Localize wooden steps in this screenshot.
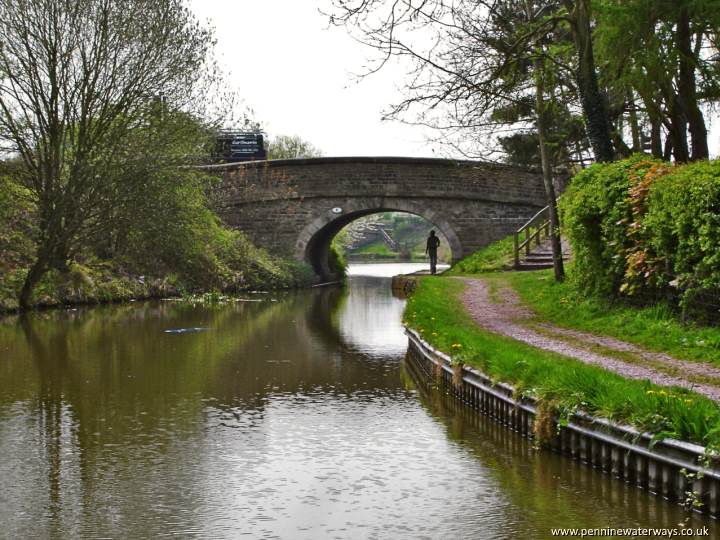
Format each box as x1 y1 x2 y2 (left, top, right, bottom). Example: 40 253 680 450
515 238 570 271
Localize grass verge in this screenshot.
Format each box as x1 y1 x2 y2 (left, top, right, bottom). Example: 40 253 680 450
404 277 720 449
504 269 720 367
446 235 515 274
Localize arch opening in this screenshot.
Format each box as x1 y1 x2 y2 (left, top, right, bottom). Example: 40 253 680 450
299 206 463 280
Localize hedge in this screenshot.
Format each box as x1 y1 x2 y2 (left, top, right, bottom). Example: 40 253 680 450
561 155 720 321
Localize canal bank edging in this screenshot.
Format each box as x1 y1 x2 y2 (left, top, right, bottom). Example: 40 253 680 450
404 327 720 518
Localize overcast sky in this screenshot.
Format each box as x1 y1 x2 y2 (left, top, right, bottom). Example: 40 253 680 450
189 0 718 159
189 0 441 157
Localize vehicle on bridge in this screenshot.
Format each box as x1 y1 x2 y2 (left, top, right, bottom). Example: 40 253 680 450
214 131 267 162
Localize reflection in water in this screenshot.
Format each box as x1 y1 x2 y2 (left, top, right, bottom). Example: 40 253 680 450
0 264 715 538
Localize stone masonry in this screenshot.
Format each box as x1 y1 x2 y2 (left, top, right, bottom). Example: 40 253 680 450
205 157 547 279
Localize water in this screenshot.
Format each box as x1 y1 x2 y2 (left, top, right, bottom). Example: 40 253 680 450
0 263 715 539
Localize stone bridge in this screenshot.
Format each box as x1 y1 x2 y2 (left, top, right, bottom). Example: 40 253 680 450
207 157 547 280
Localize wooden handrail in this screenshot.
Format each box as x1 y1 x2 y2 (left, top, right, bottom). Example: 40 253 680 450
517 205 551 234
513 196 561 268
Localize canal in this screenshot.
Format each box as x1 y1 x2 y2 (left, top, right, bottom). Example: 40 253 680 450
0 263 715 538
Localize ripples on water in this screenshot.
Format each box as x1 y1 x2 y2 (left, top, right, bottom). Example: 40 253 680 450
0 263 715 538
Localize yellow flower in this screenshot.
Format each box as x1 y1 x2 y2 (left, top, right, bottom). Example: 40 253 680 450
451 343 463 349
432 332 438 336
646 390 655 395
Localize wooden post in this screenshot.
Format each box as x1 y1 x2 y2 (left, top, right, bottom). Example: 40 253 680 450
525 227 531 256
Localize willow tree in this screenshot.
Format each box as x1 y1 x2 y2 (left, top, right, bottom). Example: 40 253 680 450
0 0 226 308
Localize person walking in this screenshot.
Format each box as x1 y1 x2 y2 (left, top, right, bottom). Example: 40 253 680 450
425 230 441 274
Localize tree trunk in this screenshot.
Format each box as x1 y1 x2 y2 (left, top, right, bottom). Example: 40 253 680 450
667 96 690 162
19 256 48 310
524 0 564 281
650 117 663 158
563 0 615 163
628 91 641 152
524 15 564 280
663 133 675 161
676 7 709 160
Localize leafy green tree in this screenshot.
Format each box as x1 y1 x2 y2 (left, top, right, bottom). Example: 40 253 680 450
560 0 615 162
595 0 720 162
267 135 323 159
0 0 227 308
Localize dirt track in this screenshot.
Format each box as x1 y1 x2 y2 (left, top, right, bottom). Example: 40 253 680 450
459 277 720 402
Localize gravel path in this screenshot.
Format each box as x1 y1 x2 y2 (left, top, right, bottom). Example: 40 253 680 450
459 277 720 402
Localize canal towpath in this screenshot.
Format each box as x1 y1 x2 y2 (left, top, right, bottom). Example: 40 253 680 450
458 276 720 402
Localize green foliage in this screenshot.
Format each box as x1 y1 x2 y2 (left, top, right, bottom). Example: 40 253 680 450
644 160 720 316
328 242 348 277
405 277 720 447
561 154 663 297
506 269 720 366
351 242 395 258
267 134 323 159
562 155 720 320
447 235 515 274
0 167 313 311
0 168 35 271
499 132 541 168
561 155 720 320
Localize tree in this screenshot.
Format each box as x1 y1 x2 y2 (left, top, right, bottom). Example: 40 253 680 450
0 0 226 308
328 0 569 279
594 0 720 162
267 134 323 159
560 0 615 162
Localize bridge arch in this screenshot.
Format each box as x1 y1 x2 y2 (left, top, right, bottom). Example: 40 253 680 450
296 200 463 279
207 157 548 282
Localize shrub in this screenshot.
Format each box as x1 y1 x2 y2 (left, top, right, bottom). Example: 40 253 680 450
562 155 720 321
645 160 720 317
561 154 663 297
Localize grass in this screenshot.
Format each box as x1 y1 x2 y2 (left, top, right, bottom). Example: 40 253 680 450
446 231 720 367
352 242 396 257
505 269 720 367
404 277 720 448
446 234 515 274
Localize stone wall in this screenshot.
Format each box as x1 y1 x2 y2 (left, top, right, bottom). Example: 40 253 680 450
206 157 547 278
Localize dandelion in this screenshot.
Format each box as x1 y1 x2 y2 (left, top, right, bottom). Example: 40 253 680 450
451 343 463 349
431 332 438 336
646 390 655 395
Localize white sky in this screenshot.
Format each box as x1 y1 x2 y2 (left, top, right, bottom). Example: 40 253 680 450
189 0 719 159
189 0 441 157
